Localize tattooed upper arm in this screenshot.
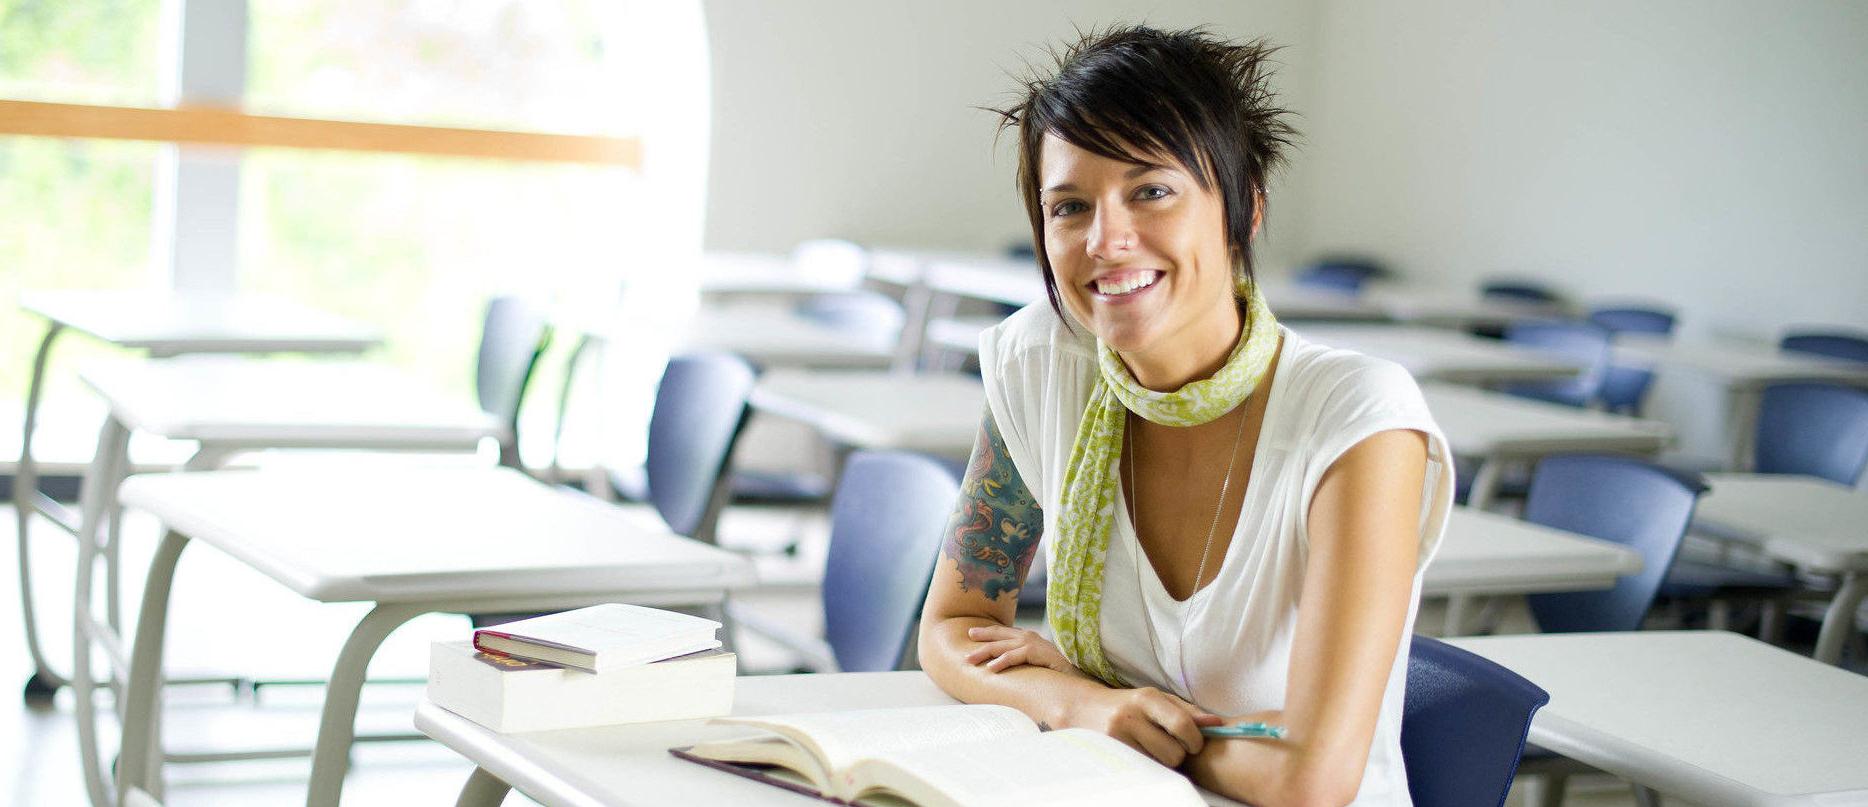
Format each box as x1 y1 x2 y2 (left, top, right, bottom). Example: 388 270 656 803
940 407 1044 601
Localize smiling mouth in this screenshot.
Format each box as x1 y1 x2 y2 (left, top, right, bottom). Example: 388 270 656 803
1090 270 1163 297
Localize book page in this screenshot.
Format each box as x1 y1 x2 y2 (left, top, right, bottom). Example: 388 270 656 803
715 705 1037 777
851 728 1205 807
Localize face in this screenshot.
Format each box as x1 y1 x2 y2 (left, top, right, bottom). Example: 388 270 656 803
1037 133 1241 362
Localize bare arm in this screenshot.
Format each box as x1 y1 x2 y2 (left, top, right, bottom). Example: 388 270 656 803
917 408 1098 725
918 409 1220 766
1182 429 1428 807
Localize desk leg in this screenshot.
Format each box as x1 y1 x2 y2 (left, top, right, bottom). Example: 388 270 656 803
112 529 190 807
1726 386 1758 472
306 603 427 807
1813 571 1865 666
15 321 68 697
1467 458 1503 511
455 767 512 807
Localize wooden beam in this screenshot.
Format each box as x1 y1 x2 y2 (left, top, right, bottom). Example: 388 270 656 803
0 99 640 167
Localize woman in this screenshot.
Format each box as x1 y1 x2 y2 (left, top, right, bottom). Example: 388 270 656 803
917 26 1453 806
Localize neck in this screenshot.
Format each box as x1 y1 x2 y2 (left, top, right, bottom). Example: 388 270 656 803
1120 298 1247 391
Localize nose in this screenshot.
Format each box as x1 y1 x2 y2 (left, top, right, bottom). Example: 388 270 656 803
1086 203 1136 261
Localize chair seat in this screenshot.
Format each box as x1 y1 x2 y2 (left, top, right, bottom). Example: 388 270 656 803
1660 559 1798 598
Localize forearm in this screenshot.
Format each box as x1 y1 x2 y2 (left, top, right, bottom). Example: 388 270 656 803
918 614 1106 728
1183 718 1359 807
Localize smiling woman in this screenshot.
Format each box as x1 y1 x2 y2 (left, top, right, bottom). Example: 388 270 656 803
917 26 1457 807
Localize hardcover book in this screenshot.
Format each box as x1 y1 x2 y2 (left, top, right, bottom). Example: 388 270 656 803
470 603 722 673
674 704 1204 806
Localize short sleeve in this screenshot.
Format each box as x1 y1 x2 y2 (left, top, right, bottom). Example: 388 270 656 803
1296 358 1455 573
977 306 1053 500
975 304 1099 512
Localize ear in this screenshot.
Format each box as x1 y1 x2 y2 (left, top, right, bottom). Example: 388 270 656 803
1250 188 1266 237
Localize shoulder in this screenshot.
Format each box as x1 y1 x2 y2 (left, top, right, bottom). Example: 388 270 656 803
1275 328 1433 438
980 302 1094 365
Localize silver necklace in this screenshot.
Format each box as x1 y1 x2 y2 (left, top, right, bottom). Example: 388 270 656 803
1125 401 1251 601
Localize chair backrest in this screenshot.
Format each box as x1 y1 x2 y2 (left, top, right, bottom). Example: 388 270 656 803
1596 364 1656 415
1587 306 1676 336
645 352 757 544
1402 636 1549 807
1296 257 1386 294
1780 331 1868 364
1501 320 1611 408
476 297 553 468
1481 280 1560 306
1523 455 1708 633
795 291 906 348
822 451 960 672
1755 382 1868 485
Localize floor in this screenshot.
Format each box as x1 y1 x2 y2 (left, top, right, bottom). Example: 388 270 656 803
0 497 1672 806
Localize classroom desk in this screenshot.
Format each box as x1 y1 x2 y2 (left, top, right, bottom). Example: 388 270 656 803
1358 286 1567 331
697 252 858 300
749 370 984 459
1615 336 1868 469
416 671 1244 807
14 291 381 696
1421 383 1673 507
1692 473 1868 665
1449 631 1868 807
1297 324 1583 386
1429 506 1643 635
101 467 755 807
683 302 898 370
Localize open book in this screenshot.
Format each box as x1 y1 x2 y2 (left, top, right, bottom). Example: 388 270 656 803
675 704 1205 807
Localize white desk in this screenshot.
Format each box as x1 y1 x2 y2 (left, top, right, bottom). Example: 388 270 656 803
1692 473 1868 665
101 468 755 807
417 671 1244 807
1422 383 1673 507
1359 286 1567 331
1450 631 1868 807
922 256 1044 308
1617 336 1868 469
14 291 382 696
1298 325 1583 386
1427 507 1642 598
684 302 898 370
698 252 859 300
749 370 985 458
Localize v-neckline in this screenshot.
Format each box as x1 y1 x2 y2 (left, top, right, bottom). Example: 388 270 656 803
1118 327 1290 606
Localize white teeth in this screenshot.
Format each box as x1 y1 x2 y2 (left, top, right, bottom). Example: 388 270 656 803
1095 272 1159 296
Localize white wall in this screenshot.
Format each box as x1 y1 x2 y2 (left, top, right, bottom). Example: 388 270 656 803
700 0 1319 269
1299 0 1868 338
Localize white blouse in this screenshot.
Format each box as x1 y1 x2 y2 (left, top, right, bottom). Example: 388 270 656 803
978 303 1453 806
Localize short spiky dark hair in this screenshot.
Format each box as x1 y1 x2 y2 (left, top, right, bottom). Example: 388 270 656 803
993 25 1298 322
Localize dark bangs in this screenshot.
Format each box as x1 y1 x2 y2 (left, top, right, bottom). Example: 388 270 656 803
993 26 1297 323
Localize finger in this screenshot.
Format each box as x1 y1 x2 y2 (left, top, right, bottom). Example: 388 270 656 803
1164 692 1224 724
1143 695 1206 755
963 640 1020 664
966 625 1020 642
984 646 1029 672
1130 723 1187 768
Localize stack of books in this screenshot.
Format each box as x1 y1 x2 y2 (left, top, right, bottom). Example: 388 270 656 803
427 603 735 733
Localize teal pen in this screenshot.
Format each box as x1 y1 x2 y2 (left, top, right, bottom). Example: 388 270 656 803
1200 721 1288 740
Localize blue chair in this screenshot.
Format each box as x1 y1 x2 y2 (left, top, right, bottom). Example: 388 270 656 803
1754 382 1868 486
1523 455 1708 634
1296 257 1386 294
1781 330 1868 364
1502 321 1611 409
1585 307 1674 415
1481 281 1561 306
795 290 906 343
823 451 960 672
643 352 758 544
477 297 554 469
1402 636 1549 807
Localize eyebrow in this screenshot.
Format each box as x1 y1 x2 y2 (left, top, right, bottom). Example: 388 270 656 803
1042 162 1170 196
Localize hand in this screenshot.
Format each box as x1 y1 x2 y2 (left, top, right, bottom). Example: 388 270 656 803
1061 686 1226 768
964 625 1081 676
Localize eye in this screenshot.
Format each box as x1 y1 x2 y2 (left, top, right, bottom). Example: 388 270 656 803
1050 199 1087 218
1135 185 1173 201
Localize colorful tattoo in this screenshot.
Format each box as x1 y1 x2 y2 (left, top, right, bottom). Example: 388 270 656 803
942 409 1043 600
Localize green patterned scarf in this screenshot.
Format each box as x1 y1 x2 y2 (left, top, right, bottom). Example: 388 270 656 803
1047 277 1280 686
